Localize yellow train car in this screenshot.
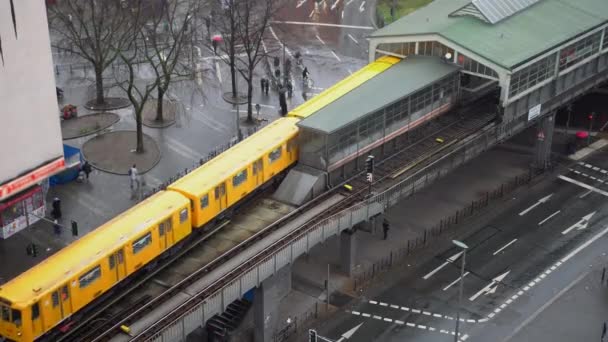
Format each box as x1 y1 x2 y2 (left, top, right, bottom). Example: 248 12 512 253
169 117 300 228
0 191 190 342
288 55 400 119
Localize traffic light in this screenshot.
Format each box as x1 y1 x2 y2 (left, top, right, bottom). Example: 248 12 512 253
365 155 374 174
71 220 79 236
309 329 317 342
32 244 39 257
588 113 595 121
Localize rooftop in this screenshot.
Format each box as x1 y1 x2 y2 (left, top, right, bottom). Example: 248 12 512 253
297 56 458 134
370 0 608 69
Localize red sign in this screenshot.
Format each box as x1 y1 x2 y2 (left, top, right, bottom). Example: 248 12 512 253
0 158 65 201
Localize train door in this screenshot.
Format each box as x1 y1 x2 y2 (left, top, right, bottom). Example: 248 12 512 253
158 218 173 250
215 183 227 212
253 159 264 186
110 250 127 282
59 285 72 318
48 291 62 325
287 139 297 161
30 302 43 337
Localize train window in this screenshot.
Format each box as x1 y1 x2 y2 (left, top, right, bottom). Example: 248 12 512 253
52 292 59 307
109 254 116 269
79 265 102 288
1 305 9 321
61 286 69 300
160 218 172 233
12 309 21 326
232 170 248 187
200 195 209 209
31 303 39 320
268 147 282 164
132 232 152 255
179 209 188 223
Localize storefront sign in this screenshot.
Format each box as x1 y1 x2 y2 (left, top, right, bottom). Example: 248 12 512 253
528 104 542 121
0 157 65 201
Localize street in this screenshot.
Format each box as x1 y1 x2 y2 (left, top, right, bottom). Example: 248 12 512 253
317 148 608 342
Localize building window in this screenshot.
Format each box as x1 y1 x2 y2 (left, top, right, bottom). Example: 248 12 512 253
200 195 209 209
132 232 152 255
79 265 101 288
233 169 248 187
510 54 557 98
559 32 601 71
268 147 282 163
179 209 188 223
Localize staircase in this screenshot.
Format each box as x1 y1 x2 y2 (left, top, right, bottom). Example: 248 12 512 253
206 298 252 341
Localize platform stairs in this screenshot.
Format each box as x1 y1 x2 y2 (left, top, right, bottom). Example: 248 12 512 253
205 298 252 341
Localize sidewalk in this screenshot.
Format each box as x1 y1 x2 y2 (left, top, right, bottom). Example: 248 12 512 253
263 142 536 341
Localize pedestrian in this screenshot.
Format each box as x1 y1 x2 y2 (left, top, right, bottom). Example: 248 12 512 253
53 220 61 236
212 39 218 54
204 16 211 36
279 92 288 116
275 68 281 78
260 78 265 93
82 160 92 181
286 82 293 98
302 91 308 101
255 103 261 118
302 67 309 80
51 197 62 220
129 164 139 190
265 79 270 94
382 218 390 240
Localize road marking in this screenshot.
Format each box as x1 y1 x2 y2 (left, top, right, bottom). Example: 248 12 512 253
518 193 553 216
443 272 470 291
346 0 354 5
331 0 341 10
341 10 344 19
562 226 608 262
347 33 359 44
423 251 463 279
538 210 561 226
309 9 315 18
269 20 374 30
215 61 222 83
492 239 517 255
330 51 341 61
258 104 276 109
347 69 353 75
166 137 203 160
261 40 268 54
315 34 326 45
559 175 608 197
561 212 596 235
469 270 510 301
359 1 365 12
296 0 307 8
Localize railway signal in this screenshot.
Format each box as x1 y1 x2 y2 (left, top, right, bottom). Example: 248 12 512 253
365 155 374 195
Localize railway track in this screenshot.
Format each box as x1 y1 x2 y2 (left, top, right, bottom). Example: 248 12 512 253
81 100 496 342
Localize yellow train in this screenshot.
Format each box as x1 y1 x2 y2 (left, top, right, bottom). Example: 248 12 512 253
0 56 400 342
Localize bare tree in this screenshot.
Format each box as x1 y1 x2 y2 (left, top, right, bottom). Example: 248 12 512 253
208 0 240 98
144 0 200 123
48 0 133 106
233 0 277 122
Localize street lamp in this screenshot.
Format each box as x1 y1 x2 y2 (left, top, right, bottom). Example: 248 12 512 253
452 239 468 342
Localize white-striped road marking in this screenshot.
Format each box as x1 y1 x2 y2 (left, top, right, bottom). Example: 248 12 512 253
492 239 517 255
559 175 608 197
269 20 374 30
316 34 326 45
346 0 354 5
469 270 510 301
348 33 359 44
348 311 469 339
561 212 596 235
359 1 365 12
519 193 553 216
347 69 353 75
331 51 342 61
538 210 561 226
331 0 341 10
562 226 608 262
443 272 470 291
422 251 463 280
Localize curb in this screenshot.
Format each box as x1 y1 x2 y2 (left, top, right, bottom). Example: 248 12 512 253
61 113 120 140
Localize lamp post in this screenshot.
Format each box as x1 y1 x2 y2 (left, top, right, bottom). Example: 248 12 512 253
452 239 468 342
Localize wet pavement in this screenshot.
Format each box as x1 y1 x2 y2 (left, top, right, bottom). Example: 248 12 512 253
0 1 371 283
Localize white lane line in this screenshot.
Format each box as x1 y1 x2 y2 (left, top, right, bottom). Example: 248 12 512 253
443 272 470 291
580 189 593 199
423 251 463 280
347 68 353 75
492 239 518 255
269 20 374 30
383 317 393 322
346 0 354 5
538 210 561 226
269 26 280 41
359 1 365 12
330 50 342 61
309 9 315 18
296 0 307 8
519 194 553 216
316 34 326 45
331 0 341 10
341 10 344 18
561 226 608 262
258 104 276 108
362 313 371 317
559 175 608 197
215 61 222 83
261 40 268 54
347 33 359 44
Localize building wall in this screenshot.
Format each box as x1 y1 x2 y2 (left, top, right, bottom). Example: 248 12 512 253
0 1 63 188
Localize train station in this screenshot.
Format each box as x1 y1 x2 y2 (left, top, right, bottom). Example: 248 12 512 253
1 0 608 342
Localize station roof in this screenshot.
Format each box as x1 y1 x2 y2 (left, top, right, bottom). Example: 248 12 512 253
297 56 458 135
370 0 608 69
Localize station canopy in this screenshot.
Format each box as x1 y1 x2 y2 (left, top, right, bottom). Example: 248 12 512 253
370 0 608 69
297 56 458 135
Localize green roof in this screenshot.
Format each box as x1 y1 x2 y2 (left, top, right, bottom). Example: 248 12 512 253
370 0 608 69
297 56 458 134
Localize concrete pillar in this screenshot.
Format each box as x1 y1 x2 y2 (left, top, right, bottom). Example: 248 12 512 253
340 230 357 276
253 265 292 342
534 111 556 170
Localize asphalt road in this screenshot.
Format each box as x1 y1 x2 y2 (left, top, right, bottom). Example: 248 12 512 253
317 148 608 342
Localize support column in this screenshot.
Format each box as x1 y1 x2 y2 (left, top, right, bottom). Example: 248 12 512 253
534 111 556 170
340 230 357 276
253 265 292 342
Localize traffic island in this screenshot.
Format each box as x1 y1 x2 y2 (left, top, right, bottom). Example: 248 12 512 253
82 130 161 175
60 112 120 140
84 97 131 111
142 99 177 128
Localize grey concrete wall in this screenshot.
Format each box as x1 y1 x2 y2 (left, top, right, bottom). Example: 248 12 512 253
253 265 292 342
